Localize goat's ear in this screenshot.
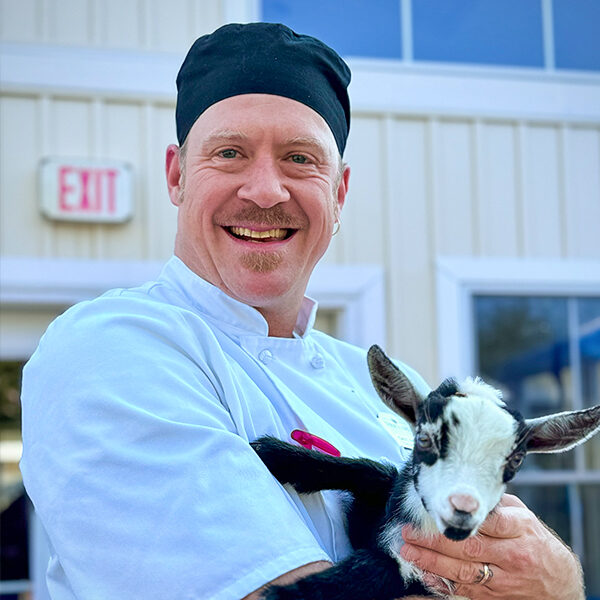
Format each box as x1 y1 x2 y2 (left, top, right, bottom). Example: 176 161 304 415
525 405 600 454
367 345 423 425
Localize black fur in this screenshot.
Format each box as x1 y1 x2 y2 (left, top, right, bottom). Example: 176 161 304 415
417 391 447 423
502 418 529 483
439 421 450 460
412 437 438 466
434 378 460 399
251 437 430 600
251 436 397 501
261 548 427 600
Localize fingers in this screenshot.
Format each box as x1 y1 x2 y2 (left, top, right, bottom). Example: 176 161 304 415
478 505 526 539
498 493 526 508
403 525 488 560
399 543 503 590
401 498 532 565
399 493 583 600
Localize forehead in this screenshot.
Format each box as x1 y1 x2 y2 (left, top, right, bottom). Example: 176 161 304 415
187 94 338 155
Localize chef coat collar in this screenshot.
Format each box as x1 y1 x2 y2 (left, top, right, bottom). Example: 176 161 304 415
159 256 318 339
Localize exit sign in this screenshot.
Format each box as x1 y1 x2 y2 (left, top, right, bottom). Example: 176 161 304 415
39 158 133 223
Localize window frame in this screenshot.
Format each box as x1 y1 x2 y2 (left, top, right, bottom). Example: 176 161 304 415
436 257 600 480
436 256 600 576
436 256 600 380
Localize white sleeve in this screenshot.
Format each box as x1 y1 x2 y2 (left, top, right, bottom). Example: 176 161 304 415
20 299 328 600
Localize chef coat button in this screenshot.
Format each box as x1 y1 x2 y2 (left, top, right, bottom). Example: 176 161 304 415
311 354 325 369
258 349 273 364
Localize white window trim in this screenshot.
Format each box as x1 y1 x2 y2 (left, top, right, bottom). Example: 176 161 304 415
0 256 386 355
437 256 600 568
308 262 386 349
436 256 600 381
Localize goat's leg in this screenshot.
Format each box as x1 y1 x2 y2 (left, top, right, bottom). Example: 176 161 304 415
251 436 397 499
261 547 430 600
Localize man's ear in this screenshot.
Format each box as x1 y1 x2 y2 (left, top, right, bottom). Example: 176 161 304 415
166 144 183 207
336 164 350 214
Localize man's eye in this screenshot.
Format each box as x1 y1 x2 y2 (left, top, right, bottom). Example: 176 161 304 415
290 154 308 164
219 149 238 159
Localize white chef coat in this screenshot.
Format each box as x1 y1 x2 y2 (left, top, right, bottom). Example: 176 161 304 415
20 255 428 600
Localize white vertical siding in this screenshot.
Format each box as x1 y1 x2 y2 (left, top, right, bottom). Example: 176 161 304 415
0 0 224 50
0 0 37 42
49 0 93 45
384 117 436 380
433 120 477 256
478 122 520 257
0 95 43 256
102 0 145 49
331 116 387 265
0 93 179 260
521 124 563 257
563 127 600 259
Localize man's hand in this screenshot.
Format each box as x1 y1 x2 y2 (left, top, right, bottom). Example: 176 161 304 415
399 494 585 600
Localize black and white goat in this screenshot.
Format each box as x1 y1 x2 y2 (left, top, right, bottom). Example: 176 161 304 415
252 345 600 600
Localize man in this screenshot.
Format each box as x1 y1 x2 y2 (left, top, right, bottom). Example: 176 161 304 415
21 23 584 600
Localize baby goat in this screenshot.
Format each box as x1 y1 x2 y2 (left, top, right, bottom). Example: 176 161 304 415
252 344 600 600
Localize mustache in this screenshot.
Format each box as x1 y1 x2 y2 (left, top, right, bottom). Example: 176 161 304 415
218 205 308 229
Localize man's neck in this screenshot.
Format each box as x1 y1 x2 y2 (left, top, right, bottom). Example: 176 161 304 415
255 300 303 338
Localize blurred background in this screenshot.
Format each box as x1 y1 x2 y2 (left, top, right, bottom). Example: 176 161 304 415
1 0 599 597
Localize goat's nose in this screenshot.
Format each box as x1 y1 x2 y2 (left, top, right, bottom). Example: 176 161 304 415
449 493 480 514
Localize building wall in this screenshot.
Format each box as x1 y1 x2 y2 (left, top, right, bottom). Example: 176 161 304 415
337 114 600 380
2 1 600 384
2 3 600 597
0 0 225 50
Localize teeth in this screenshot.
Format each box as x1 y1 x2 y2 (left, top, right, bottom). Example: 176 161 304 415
229 227 288 240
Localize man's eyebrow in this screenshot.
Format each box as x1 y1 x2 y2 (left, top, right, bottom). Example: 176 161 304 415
285 136 328 149
284 136 333 158
200 130 333 158
201 129 249 149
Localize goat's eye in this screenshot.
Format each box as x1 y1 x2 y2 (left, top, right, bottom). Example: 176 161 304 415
508 452 525 471
416 432 433 450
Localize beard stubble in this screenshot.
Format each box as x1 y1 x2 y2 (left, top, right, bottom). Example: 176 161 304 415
239 249 284 273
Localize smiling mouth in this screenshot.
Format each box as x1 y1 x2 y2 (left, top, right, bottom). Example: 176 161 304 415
226 226 295 243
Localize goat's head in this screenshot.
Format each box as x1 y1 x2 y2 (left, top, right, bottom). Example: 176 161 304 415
368 345 600 541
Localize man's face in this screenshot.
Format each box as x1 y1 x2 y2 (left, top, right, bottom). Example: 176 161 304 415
166 94 349 325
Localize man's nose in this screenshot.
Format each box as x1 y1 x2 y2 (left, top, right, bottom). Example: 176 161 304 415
237 156 290 207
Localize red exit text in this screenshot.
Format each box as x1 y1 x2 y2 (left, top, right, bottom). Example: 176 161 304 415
58 166 119 214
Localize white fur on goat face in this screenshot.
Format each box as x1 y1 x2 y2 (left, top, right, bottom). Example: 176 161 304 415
414 380 518 540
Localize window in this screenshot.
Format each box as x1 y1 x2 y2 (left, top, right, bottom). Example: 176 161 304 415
261 0 403 59
553 0 600 71
260 0 600 72
0 360 30 598
437 257 600 599
473 295 600 596
412 0 544 68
